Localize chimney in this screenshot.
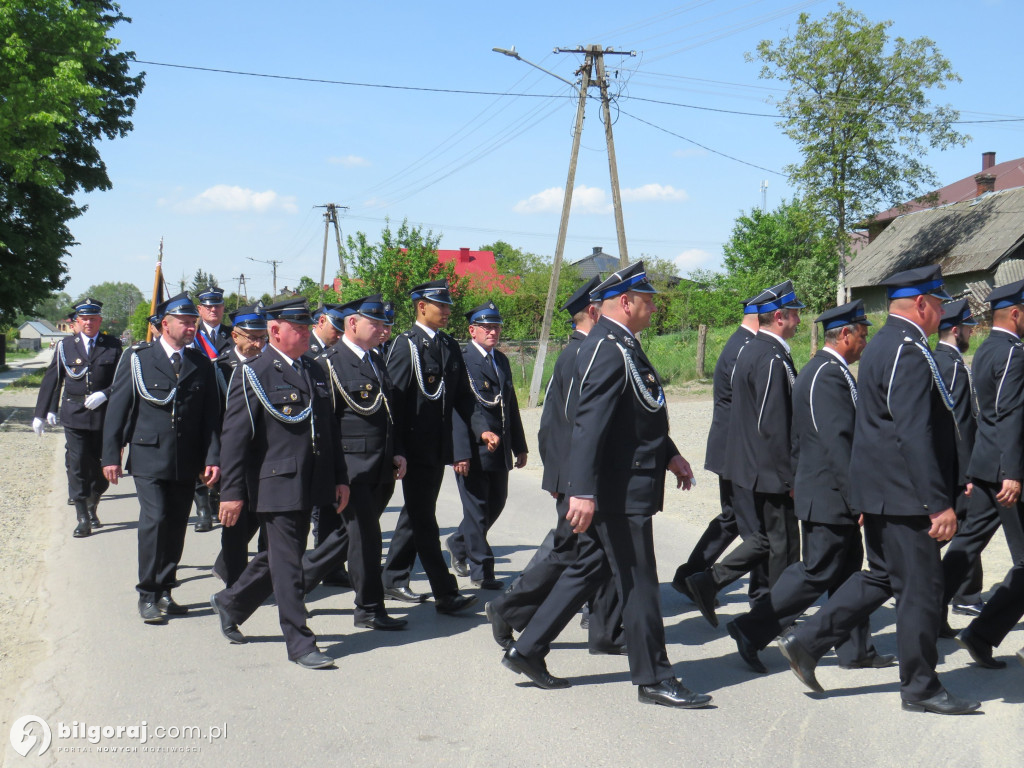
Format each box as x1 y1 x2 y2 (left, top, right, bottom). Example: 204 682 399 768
975 173 996 196
592 246 602 255
982 151 996 171
459 247 471 263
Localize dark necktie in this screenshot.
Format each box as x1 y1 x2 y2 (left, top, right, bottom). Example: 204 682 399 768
292 360 302 374
170 352 181 377
86 338 94 359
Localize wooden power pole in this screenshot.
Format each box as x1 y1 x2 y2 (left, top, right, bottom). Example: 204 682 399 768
523 44 636 408
316 203 349 289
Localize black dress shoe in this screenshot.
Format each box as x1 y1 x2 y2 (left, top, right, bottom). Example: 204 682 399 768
579 612 590 630
472 577 504 590
138 600 167 625
671 573 694 601
956 627 1006 669
901 689 981 715
638 678 712 709
838 652 897 669
445 535 470 577
354 614 408 630
194 512 214 533
435 593 478 615
502 648 570 689
951 601 984 617
777 632 823 693
589 643 628 656
157 595 188 616
727 620 766 674
485 602 514 650
685 571 719 628
293 650 336 669
939 621 959 639
322 568 352 588
384 586 430 603
88 513 102 529
210 594 247 644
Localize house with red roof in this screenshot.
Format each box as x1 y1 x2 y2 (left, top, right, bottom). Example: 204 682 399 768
436 247 516 294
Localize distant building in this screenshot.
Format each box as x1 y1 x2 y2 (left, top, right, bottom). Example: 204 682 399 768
436 248 516 294
18 319 70 351
571 246 620 279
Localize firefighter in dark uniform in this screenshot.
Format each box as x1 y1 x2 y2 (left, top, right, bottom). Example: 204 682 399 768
34 298 122 537
484 277 624 655
303 294 408 630
101 293 221 623
210 298 349 669
726 300 894 673
501 262 711 708
308 303 351 587
446 302 528 589
210 303 269 586
687 280 804 628
380 279 478 614
778 266 981 715
191 287 233 533
933 299 986 629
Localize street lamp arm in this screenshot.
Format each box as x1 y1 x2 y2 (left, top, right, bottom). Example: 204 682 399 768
492 46 580 94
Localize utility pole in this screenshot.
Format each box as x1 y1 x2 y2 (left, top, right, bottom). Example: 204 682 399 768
315 203 349 289
247 257 282 299
496 44 635 407
234 274 249 307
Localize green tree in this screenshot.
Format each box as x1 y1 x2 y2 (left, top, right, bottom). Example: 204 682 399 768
79 281 143 335
189 269 220 296
340 218 455 332
127 300 152 342
481 240 547 277
0 1 144 325
751 3 967 301
722 197 837 313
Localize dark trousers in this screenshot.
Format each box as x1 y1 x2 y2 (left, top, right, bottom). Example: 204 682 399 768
733 520 872 664
673 476 739 582
450 469 509 580
943 481 1020 610
134 477 194 602
941 488 984 605
382 461 458 598
492 495 623 651
304 482 393 622
970 504 1024 647
792 514 944 702
516 511 672 686
712 486 799 603
216 510 316 660
312 502 346 553
213 499 263 587
64 426 108 502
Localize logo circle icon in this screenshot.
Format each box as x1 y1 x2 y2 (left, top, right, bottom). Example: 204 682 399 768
10 716 51 757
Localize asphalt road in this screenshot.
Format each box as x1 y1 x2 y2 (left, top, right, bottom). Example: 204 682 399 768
4 409 1023 767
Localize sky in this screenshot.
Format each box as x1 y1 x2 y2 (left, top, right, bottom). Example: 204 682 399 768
62 0 1023 301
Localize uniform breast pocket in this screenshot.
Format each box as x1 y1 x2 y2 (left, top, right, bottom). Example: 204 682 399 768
269 388 301 406
630 450 658 470
260 457 297 479
132 433 159 447
342 437 367 454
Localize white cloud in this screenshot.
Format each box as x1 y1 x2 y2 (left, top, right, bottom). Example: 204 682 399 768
673 248 715 272
329 155 370 167
176 185 298 214
514 185 611 215
621 183 688 202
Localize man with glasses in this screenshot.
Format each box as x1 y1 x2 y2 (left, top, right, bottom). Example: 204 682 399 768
447 302 528 590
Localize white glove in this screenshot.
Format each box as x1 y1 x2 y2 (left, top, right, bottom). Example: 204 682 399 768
84 392 108 410
32 418 45 436
46 412 58 426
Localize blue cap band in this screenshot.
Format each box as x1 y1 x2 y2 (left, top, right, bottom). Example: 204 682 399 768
886 279 943 300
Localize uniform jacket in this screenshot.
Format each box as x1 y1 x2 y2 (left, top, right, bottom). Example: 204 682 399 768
101 342 221 481
564 316 678 516
219 347 347 513
384 324 476 466
453 343 528 472
933 341 978 487
966 328 1024 484
790 350 858 525
35 333 122 431
214 348 249 410
538 330 586 495
308 331 332 357
722 331 797 494
317 342 403 486
704 325 756 476
849 315 958 517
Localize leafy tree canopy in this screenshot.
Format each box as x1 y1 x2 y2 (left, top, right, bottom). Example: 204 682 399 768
78 280 143 335
0 1 144 324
